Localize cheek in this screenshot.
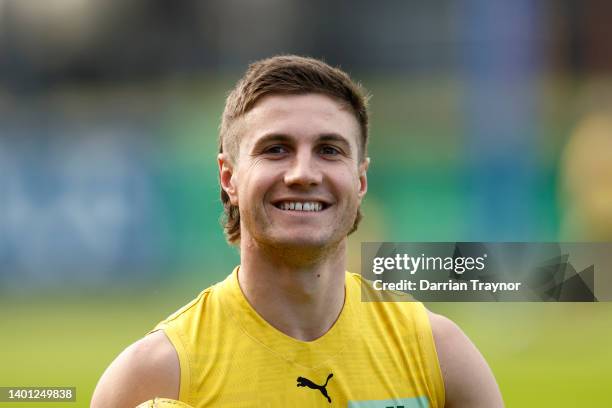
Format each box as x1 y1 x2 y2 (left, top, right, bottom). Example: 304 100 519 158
238 166 278 202
329 167 362 197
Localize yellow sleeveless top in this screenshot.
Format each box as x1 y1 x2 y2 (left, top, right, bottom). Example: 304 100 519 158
151 268 445 407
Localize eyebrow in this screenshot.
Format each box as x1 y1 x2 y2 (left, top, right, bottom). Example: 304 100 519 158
251 132 352 152
318 133 351 149
251 133 291 150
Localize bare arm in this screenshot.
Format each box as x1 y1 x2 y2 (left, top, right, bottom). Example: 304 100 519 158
428 311 504 408
91 330 180 408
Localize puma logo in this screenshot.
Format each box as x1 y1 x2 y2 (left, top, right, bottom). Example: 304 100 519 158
296 373 333 403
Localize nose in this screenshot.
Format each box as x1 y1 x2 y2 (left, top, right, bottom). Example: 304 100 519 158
284 150 322 187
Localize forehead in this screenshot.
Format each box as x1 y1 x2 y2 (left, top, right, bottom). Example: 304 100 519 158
241 93 360 148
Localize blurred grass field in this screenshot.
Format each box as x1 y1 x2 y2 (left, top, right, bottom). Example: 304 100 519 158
1 285 611 407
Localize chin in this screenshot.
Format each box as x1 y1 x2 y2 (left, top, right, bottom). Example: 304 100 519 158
272 235 329 249
261 230 339 250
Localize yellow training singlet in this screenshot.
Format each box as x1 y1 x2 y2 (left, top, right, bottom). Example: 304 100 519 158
151 268 445 407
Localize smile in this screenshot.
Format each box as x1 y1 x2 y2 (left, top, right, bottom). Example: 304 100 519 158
274 201 328 212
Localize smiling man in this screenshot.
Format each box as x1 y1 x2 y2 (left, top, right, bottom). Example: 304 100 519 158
92 56 503 408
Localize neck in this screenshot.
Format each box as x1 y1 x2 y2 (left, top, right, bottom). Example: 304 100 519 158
238 236 347 341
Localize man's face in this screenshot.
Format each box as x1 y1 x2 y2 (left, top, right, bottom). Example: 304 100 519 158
219 93 368 250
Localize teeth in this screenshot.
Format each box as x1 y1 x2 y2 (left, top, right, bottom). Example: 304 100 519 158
278 201 324 212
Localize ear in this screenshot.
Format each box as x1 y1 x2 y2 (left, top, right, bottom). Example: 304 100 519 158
218 153 239 206
357 157 370 200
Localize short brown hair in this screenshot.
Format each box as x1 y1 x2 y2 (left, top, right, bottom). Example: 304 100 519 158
219 55 370 244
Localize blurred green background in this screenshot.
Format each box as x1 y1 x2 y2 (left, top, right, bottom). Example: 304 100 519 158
1 1 612 406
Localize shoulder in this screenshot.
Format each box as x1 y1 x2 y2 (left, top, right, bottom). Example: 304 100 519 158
426 310 504 408
91 330 180 408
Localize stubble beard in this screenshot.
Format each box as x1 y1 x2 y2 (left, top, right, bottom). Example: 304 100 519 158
241 203 359 268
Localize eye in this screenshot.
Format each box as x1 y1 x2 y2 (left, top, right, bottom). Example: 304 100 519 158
320 145 341 156
264 145 288 155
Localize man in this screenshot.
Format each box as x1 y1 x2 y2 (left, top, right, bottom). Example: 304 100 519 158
92 55 503 407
